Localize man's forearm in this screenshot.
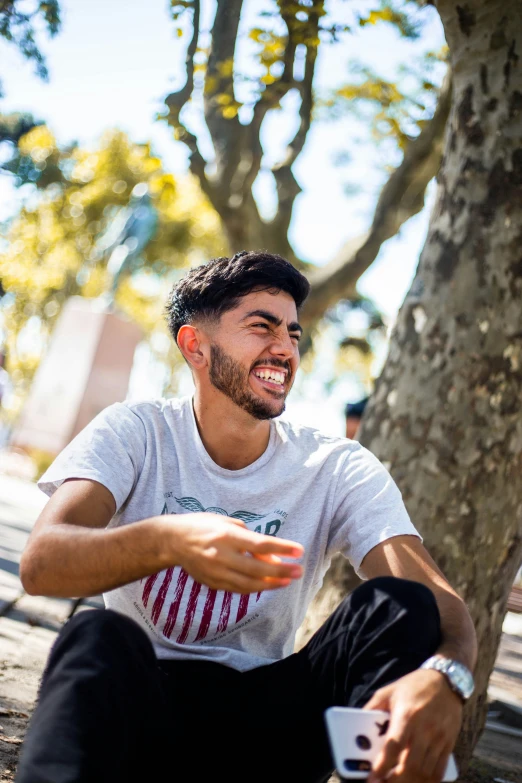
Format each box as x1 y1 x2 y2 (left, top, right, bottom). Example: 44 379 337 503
433 588 477 671
20 516 172 598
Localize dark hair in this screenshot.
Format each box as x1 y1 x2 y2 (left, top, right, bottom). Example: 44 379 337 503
165 250 310 343
344 397 369 419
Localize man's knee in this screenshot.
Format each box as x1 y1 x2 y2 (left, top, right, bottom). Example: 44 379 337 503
350 576 441 646
354 575 438 610
64 607 142 635
52 609 155 665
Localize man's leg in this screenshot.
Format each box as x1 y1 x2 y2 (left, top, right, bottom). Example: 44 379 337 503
241 576 442 783
15 609 172 783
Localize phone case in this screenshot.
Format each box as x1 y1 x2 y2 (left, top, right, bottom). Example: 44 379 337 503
324 707 459 781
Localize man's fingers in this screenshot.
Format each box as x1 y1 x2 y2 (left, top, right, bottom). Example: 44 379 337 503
363 686 390 711
372 742 453 783
228 550 302 581
227 517 247 527
423 743 453 781
243 531 303 557
372 716 410 781
217 568 291 594
211 515 303 558
404 732 438 780
380 748 408 783
254 553 282 564
372 737 402 781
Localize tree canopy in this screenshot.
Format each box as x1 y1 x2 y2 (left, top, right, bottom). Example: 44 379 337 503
161 0 449 337
0 0 61 93
1 0 448 415
0 127 224 417
0 1 61 180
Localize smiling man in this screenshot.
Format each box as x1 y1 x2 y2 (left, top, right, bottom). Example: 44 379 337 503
17 251 476 783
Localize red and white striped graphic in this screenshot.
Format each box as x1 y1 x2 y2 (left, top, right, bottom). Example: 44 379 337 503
139 496 277 643
141 566 262 644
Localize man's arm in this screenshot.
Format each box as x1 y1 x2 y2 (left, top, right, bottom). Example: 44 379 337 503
358 535 477 783
360 534 477 670
20 478 304 598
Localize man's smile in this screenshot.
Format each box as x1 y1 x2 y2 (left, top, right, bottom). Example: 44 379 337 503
250 366 288 394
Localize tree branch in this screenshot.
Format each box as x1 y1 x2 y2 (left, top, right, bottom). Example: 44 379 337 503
238 0 300 198
203 0 244 201
270 2 322 245
300 69 452 330
167 0 200 108
164 1 213 200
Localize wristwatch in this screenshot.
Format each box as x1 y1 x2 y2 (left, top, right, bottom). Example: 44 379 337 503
420 655 475 702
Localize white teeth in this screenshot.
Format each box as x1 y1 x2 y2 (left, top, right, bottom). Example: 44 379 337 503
254 369 285 385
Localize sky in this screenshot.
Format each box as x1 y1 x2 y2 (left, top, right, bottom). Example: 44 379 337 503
0 0 445 435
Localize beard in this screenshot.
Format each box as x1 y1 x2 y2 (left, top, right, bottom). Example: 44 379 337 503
209 343 288 420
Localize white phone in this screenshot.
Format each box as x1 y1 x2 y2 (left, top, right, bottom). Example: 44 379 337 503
324 707 459 781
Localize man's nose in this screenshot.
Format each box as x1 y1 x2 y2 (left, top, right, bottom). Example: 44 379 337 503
268 331 296 359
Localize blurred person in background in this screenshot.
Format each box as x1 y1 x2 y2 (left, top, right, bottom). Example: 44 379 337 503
344 396 369 440
18 252 476 783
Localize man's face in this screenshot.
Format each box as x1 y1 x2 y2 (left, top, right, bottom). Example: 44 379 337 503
205 289 302 420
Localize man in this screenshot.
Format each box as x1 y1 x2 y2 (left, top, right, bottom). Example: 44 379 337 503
345 397 369 440
18 251 476 783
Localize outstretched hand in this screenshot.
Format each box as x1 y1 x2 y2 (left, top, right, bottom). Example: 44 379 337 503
166 512 304 594
364 668 463 783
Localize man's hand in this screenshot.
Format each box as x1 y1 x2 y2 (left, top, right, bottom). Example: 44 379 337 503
166 512 304 594
364 669 463 783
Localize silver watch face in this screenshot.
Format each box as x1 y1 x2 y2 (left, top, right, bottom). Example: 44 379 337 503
446 661 474 700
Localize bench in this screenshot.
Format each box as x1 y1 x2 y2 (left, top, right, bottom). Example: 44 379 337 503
507 585 522 614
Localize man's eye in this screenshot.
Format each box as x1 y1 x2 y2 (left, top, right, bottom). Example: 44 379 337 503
291 334 301 342
252 323 270 329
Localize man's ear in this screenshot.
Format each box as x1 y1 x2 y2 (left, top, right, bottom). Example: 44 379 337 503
177 324 208 370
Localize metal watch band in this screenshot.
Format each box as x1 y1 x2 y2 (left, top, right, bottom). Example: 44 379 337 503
420 655 474 702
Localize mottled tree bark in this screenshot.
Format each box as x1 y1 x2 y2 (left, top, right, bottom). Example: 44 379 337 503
308 0 522 769
295 553 361 651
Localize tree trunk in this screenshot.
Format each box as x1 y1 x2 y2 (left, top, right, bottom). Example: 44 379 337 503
295 555 362 651
213 175 304 267
219 195 267 255
308 0 522 770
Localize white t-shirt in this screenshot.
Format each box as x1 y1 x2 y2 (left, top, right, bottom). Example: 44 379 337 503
38 396 420 671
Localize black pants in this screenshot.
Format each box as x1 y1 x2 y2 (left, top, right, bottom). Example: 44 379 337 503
16 577 441 783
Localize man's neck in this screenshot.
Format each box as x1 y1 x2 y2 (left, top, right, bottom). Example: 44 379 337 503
192 392 272 470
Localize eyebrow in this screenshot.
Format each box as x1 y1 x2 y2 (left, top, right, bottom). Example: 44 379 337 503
241 309 303 335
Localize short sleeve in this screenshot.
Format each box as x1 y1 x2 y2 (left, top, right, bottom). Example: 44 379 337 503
327 444 421 576
38 402 146 513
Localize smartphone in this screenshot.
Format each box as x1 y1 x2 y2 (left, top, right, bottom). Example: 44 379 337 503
324 707 459 781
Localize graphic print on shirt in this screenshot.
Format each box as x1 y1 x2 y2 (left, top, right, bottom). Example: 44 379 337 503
139 496 287 645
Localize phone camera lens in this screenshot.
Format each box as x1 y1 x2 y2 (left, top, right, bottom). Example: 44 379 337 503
344 760 372 772
355 734 372 751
